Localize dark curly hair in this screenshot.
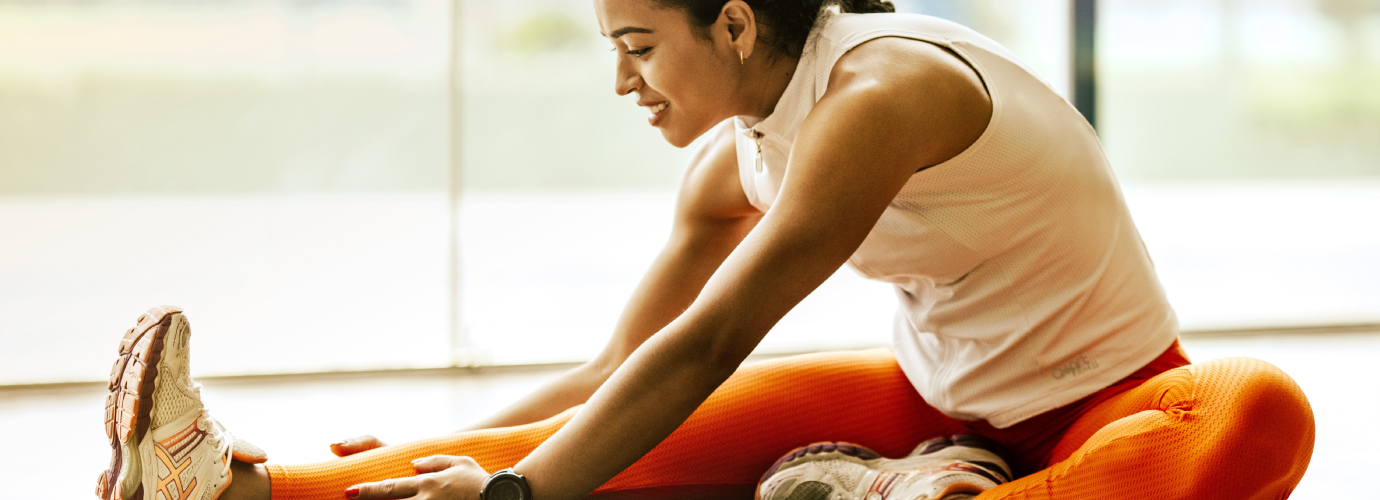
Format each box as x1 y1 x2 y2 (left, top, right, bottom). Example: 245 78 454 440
652 0 895 58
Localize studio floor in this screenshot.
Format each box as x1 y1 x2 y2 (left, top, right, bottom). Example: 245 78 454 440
3 330 1375 499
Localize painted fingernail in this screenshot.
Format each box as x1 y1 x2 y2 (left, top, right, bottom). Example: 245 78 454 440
345 486 359 498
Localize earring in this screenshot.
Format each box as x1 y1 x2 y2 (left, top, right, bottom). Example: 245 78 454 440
739 50 745 65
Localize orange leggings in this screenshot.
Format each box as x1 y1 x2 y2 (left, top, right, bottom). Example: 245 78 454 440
265 347 1314 500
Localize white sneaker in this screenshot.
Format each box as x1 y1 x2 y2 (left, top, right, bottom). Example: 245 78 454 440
97 306 267 500
757 436 1013 500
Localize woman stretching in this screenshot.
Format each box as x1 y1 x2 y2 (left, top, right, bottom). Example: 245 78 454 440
96 1 1315 499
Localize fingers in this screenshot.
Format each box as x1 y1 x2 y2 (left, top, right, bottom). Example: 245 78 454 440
411 455 479 474
331 435 387 457
347 457 488 500
347 477 419 500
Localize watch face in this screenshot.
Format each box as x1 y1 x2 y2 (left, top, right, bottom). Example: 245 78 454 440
490 477 525 500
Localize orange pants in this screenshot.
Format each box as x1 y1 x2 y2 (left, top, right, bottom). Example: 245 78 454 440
265 345 1314 500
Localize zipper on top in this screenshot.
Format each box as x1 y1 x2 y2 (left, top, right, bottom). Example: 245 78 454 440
743 127 765 173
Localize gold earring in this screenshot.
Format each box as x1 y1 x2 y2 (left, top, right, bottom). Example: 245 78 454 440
739 50 745 65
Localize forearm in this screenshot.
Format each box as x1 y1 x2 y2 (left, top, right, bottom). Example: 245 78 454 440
460 361 608 431
515 321 746 500
511 231 840 499
503 171 902 499
463 226 746 432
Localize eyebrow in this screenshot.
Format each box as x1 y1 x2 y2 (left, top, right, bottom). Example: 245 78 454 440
603 26 653 39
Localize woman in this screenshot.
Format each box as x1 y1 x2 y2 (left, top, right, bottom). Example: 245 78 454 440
96 1 1315 499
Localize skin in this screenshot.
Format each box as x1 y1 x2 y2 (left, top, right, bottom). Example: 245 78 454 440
217 1 991 499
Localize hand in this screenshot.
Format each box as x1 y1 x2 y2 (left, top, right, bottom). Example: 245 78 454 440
330 435 387 457
346 455 489 500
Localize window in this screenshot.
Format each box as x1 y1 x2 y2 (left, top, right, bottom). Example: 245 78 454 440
3 0 1373 385
1101 0 1380 329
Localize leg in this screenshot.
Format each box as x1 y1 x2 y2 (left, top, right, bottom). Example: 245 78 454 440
225 462 271 500
263 348 967 500
982 357 1315 499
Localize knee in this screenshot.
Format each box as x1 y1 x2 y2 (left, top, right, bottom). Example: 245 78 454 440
1197 357 1313 438
1190 357 1315 496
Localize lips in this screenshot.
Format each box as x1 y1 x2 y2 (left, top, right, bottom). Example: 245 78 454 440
645 101 668 126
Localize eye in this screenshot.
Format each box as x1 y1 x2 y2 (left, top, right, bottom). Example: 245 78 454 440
625 47 651 59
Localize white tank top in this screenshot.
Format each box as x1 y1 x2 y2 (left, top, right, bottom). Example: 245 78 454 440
732 11 1178 427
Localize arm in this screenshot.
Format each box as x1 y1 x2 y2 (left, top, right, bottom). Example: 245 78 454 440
349 38 991 499
516 39 993 500
462 122 762 430
471 38 989 434
332 123 758 456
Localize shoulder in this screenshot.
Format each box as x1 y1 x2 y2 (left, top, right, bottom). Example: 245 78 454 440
676 121 759 224
811 37 992 169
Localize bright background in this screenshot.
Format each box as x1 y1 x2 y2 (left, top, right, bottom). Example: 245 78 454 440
1 0 1378 498
2 0 1376 383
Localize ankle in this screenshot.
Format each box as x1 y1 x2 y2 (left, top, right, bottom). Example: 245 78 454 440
222 461 272 500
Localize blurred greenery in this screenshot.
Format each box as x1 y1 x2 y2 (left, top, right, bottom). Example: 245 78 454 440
503 11 587 54
0 0 1376 196
0 73 447 194
1100 66 1380 180
1249 68 1380 125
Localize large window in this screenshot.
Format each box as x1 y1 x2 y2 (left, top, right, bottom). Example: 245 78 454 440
1100 0 1380 329
3 0 1376 385
0 0 455 383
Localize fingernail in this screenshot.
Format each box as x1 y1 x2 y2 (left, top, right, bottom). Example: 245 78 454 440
330 441 346 447
345 486 359 498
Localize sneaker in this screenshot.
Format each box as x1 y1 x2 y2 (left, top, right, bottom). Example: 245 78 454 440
756 435 1013 500
96 306 267 500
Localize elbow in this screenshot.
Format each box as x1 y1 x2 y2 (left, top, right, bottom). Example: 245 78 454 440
586 350 626 385
668 302 769 379
682 325 758 380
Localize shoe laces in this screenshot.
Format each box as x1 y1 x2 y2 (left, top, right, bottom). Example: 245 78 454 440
197 409 226 447
196 409 233 483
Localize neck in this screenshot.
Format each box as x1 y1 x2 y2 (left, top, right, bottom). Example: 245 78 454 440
736 51 800 120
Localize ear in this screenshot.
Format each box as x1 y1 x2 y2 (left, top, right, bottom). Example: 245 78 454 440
717 0 758 61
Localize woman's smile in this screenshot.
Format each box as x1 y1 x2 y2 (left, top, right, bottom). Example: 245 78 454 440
644 101 669 126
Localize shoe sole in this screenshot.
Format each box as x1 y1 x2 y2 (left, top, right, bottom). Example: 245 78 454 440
757 436 1012 500
912 435 1012 483
758 441 881 494
96 306 183 500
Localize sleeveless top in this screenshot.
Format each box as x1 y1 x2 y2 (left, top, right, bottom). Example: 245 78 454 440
730 11 1178 428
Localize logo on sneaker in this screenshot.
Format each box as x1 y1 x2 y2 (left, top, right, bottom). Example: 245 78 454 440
158 419 209 465
154 418 208 500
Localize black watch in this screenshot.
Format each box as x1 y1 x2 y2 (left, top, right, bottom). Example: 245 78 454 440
480 468 532 500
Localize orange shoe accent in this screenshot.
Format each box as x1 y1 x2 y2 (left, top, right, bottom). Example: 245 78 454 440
158 420 209 461
154 445 201 500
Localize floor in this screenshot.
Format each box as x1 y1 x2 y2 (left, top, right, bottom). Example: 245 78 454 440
2 330 1375 499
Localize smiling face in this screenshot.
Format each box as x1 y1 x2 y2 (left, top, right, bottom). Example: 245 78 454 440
594 0 747 147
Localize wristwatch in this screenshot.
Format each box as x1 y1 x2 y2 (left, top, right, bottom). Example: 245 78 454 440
480 468 532 500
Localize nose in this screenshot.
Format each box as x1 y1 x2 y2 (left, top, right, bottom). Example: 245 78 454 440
614 55 640 96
